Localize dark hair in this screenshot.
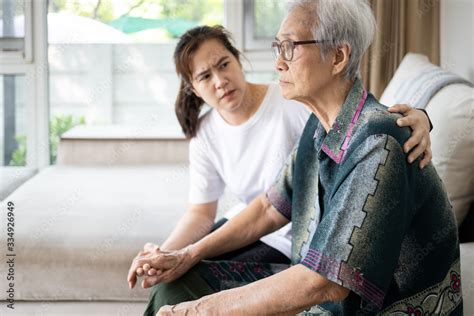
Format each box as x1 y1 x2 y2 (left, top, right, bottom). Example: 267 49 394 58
174 25 241 138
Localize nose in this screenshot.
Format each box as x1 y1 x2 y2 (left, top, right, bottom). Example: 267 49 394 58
214 72 228 90
275 54 288 73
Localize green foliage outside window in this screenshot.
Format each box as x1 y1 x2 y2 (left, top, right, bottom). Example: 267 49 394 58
9 115 85 166
8 135 27 167
49 115 86 164
49 0 224 40
253 0 286 39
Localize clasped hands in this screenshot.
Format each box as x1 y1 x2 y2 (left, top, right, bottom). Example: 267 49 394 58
128 243 215 315
127 242 198 289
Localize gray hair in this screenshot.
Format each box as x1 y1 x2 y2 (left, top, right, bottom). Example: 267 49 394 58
288 0 376 81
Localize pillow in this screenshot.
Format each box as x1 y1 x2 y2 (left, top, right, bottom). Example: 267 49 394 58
381 53 474 226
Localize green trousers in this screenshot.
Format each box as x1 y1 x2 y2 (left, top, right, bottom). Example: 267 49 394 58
143 260 287 315
143 264 215 316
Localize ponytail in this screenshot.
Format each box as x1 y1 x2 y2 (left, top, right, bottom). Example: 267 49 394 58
175 80 204 138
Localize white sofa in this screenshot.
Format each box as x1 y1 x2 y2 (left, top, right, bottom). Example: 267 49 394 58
0 54 472 315
0 129 240 315
0 167 37 201
0 165 187 315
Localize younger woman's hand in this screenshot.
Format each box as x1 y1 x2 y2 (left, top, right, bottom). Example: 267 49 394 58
388 104 432 169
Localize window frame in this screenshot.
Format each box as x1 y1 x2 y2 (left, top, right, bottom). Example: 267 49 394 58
242 0 278 51
0 0 33 63
0 0 49 168
225 0 276 73
1 0 282 168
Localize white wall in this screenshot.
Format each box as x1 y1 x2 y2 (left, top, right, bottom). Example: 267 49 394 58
47 44 276 129
440 0 474 82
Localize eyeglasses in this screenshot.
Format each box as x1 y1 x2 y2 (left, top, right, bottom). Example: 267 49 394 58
271 39 327 61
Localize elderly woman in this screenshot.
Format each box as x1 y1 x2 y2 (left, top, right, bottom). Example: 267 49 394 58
130 0 462 314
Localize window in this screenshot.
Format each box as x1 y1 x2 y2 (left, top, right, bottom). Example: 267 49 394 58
0 74 27 166
0 0 32 62
243 0 286 51
47 0 224 157
1 1 292 168
0 0 42 168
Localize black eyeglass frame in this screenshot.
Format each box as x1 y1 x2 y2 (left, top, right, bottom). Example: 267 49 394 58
271 39 328 61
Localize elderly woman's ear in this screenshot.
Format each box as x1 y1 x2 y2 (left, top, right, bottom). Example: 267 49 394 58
332 43 351 77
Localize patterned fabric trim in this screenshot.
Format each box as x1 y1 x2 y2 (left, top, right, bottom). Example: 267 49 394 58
339 262 385 309
381 259 462 315
321 90 368 164
302 249 341 280
266 187 292 220
301 249 386 309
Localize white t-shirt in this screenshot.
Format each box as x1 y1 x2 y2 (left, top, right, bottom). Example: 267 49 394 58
188 84 310 258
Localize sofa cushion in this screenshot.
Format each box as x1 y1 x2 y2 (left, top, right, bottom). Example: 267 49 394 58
380 53 474 225
0 167 37 201
0 165 189 301
58 125 189 165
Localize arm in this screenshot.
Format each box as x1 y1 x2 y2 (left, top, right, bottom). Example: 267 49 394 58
131 144 297 288
193 194 288 259
128 133 225 287
162 133 414 314
128 202 216 288
160 201 217 251
128 194 289 288
163 133 225 251
159 265 349 315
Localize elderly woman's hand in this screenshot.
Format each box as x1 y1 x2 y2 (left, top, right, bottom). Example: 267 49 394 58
156 301 201 316
128 245 199 289
388 104 432 169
